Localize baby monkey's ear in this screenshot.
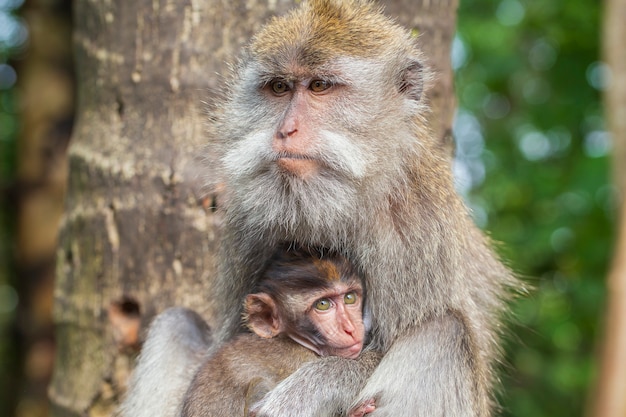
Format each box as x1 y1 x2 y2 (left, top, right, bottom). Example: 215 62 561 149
244 293 283 338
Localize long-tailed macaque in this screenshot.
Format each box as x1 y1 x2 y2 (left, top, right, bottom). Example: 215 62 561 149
121 0 518 416
181 246 378 417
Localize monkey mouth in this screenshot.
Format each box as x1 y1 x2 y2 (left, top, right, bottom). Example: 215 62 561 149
274 153 319 178
274 152 314 161
335 342 363 359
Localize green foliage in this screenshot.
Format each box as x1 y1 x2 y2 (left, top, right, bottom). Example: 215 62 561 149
455 0 611 416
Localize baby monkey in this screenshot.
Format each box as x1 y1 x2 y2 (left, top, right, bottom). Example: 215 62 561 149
181 246 376 417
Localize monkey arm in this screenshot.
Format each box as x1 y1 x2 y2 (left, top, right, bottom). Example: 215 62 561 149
352 313 484 417
250 313 483 417
249 350 382 417
118 308 213 417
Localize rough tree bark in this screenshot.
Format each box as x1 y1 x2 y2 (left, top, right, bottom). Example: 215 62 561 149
49 1 458 416
588 0 626 415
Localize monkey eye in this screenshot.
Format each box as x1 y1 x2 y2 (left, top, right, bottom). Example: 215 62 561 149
309 79 331 93
343 292 358 305
314 298 332 311
270 79 290 95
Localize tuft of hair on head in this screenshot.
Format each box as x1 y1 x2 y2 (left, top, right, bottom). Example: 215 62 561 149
249 0 420 65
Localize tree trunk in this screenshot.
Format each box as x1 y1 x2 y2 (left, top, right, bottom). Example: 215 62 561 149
588 0 626 415
383 0 458 153
49 1 458 416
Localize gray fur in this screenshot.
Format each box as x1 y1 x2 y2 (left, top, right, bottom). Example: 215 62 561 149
118 308 212 417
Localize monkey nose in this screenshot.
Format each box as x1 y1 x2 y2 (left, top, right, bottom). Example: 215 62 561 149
276 115 298 139
276 127 297 140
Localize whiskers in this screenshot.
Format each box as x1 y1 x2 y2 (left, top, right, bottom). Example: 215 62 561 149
218 128 375 246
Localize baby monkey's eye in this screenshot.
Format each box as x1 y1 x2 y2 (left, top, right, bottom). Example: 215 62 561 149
270 79 289 95
314 298 332 311
309 79 331 92
343 292 358 305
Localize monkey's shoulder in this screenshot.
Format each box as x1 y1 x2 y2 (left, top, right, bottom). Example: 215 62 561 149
192 332 317 386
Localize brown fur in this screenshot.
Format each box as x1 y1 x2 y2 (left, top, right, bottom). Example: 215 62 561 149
181 246 372 417
182 335 316 417
251 0 409 64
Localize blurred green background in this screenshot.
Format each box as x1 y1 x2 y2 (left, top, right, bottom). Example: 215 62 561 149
454 1 611 416
0 0 613 416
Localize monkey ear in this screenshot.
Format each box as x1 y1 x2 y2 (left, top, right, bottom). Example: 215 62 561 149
244 293 283 338
398 60 424 101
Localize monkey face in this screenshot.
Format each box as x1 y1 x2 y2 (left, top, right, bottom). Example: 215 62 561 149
306 285 365 359
247 246 366 359
214 1 430 243
285 282 365 360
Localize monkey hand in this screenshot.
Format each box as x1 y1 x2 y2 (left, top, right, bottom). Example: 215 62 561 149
352 316 479 416
347 398 376 417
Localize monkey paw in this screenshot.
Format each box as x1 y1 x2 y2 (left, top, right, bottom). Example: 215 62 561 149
348 398 376 417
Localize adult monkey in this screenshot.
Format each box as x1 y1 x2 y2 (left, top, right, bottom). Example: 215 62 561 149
121 0 517 416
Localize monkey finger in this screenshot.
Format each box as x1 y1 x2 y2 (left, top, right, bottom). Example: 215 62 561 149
347 398 376 417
